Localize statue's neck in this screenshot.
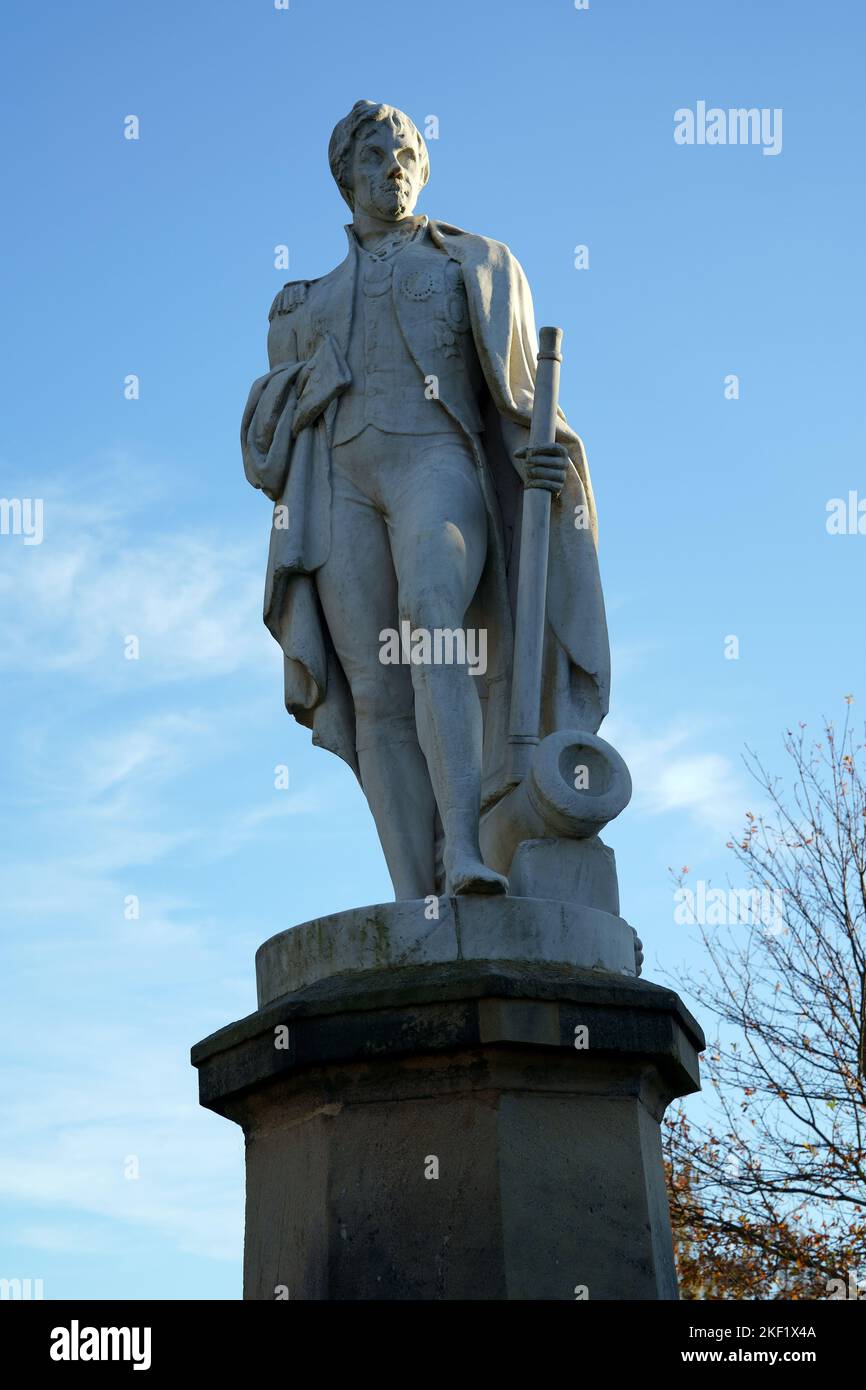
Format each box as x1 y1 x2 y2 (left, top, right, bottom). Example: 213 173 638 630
351 211 424 250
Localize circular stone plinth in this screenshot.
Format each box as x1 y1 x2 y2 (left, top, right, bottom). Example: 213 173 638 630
255 896 638 1007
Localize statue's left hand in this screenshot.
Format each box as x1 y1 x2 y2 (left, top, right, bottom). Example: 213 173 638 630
514 442 569 495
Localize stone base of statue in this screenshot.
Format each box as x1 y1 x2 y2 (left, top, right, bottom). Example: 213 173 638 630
191 896 703 1300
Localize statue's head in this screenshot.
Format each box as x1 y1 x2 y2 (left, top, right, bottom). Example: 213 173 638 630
328 100 429 220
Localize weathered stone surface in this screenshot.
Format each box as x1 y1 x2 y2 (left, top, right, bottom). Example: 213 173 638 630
200 99 706 1303
507 835 621 913
192 958 704 1301
241 100 629 906
254 895 639 1007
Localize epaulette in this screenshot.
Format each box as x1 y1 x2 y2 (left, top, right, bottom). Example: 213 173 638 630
268 280 310 322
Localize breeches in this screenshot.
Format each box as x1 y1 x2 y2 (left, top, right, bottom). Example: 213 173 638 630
315 423 489 752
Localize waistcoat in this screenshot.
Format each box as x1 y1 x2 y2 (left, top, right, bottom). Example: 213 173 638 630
333 229 485 446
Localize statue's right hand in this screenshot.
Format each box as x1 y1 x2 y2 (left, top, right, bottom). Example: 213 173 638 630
514 443 569 495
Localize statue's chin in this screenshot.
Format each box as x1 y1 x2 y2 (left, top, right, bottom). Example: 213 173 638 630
370 191 413 221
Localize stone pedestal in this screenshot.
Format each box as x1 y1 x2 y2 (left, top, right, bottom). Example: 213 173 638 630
192 897 703 1301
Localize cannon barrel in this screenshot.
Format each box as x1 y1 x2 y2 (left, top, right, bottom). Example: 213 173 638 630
480 730 632 878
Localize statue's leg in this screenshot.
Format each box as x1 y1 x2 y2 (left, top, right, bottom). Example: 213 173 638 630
315 451 438 899
386 433 508 896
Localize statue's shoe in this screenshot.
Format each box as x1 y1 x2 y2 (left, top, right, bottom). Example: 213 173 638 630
448 858 509 896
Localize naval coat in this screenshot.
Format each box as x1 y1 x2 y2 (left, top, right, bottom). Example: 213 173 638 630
240 219 611 810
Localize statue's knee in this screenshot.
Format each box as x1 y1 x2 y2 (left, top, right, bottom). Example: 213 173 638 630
405 521 469 576
351 671 414 743
355 709 418 753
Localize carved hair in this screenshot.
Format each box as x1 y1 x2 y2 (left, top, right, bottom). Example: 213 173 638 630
328 100 430 210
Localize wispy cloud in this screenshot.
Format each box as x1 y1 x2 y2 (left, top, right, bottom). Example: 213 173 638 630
0 453 269 683
604 715 747 835
0 451 346 1275
1 1029 244 1262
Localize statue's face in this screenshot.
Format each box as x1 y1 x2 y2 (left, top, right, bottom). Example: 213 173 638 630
349 121 424 220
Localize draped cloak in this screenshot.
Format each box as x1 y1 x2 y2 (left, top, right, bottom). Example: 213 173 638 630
240 219 611 812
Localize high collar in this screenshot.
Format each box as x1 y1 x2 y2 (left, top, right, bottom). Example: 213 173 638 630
343 213 429 252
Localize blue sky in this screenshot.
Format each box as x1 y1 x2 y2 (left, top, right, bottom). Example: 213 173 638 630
0 0 863 1299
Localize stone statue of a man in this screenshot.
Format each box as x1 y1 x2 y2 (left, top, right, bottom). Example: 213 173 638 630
241 100 611 900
